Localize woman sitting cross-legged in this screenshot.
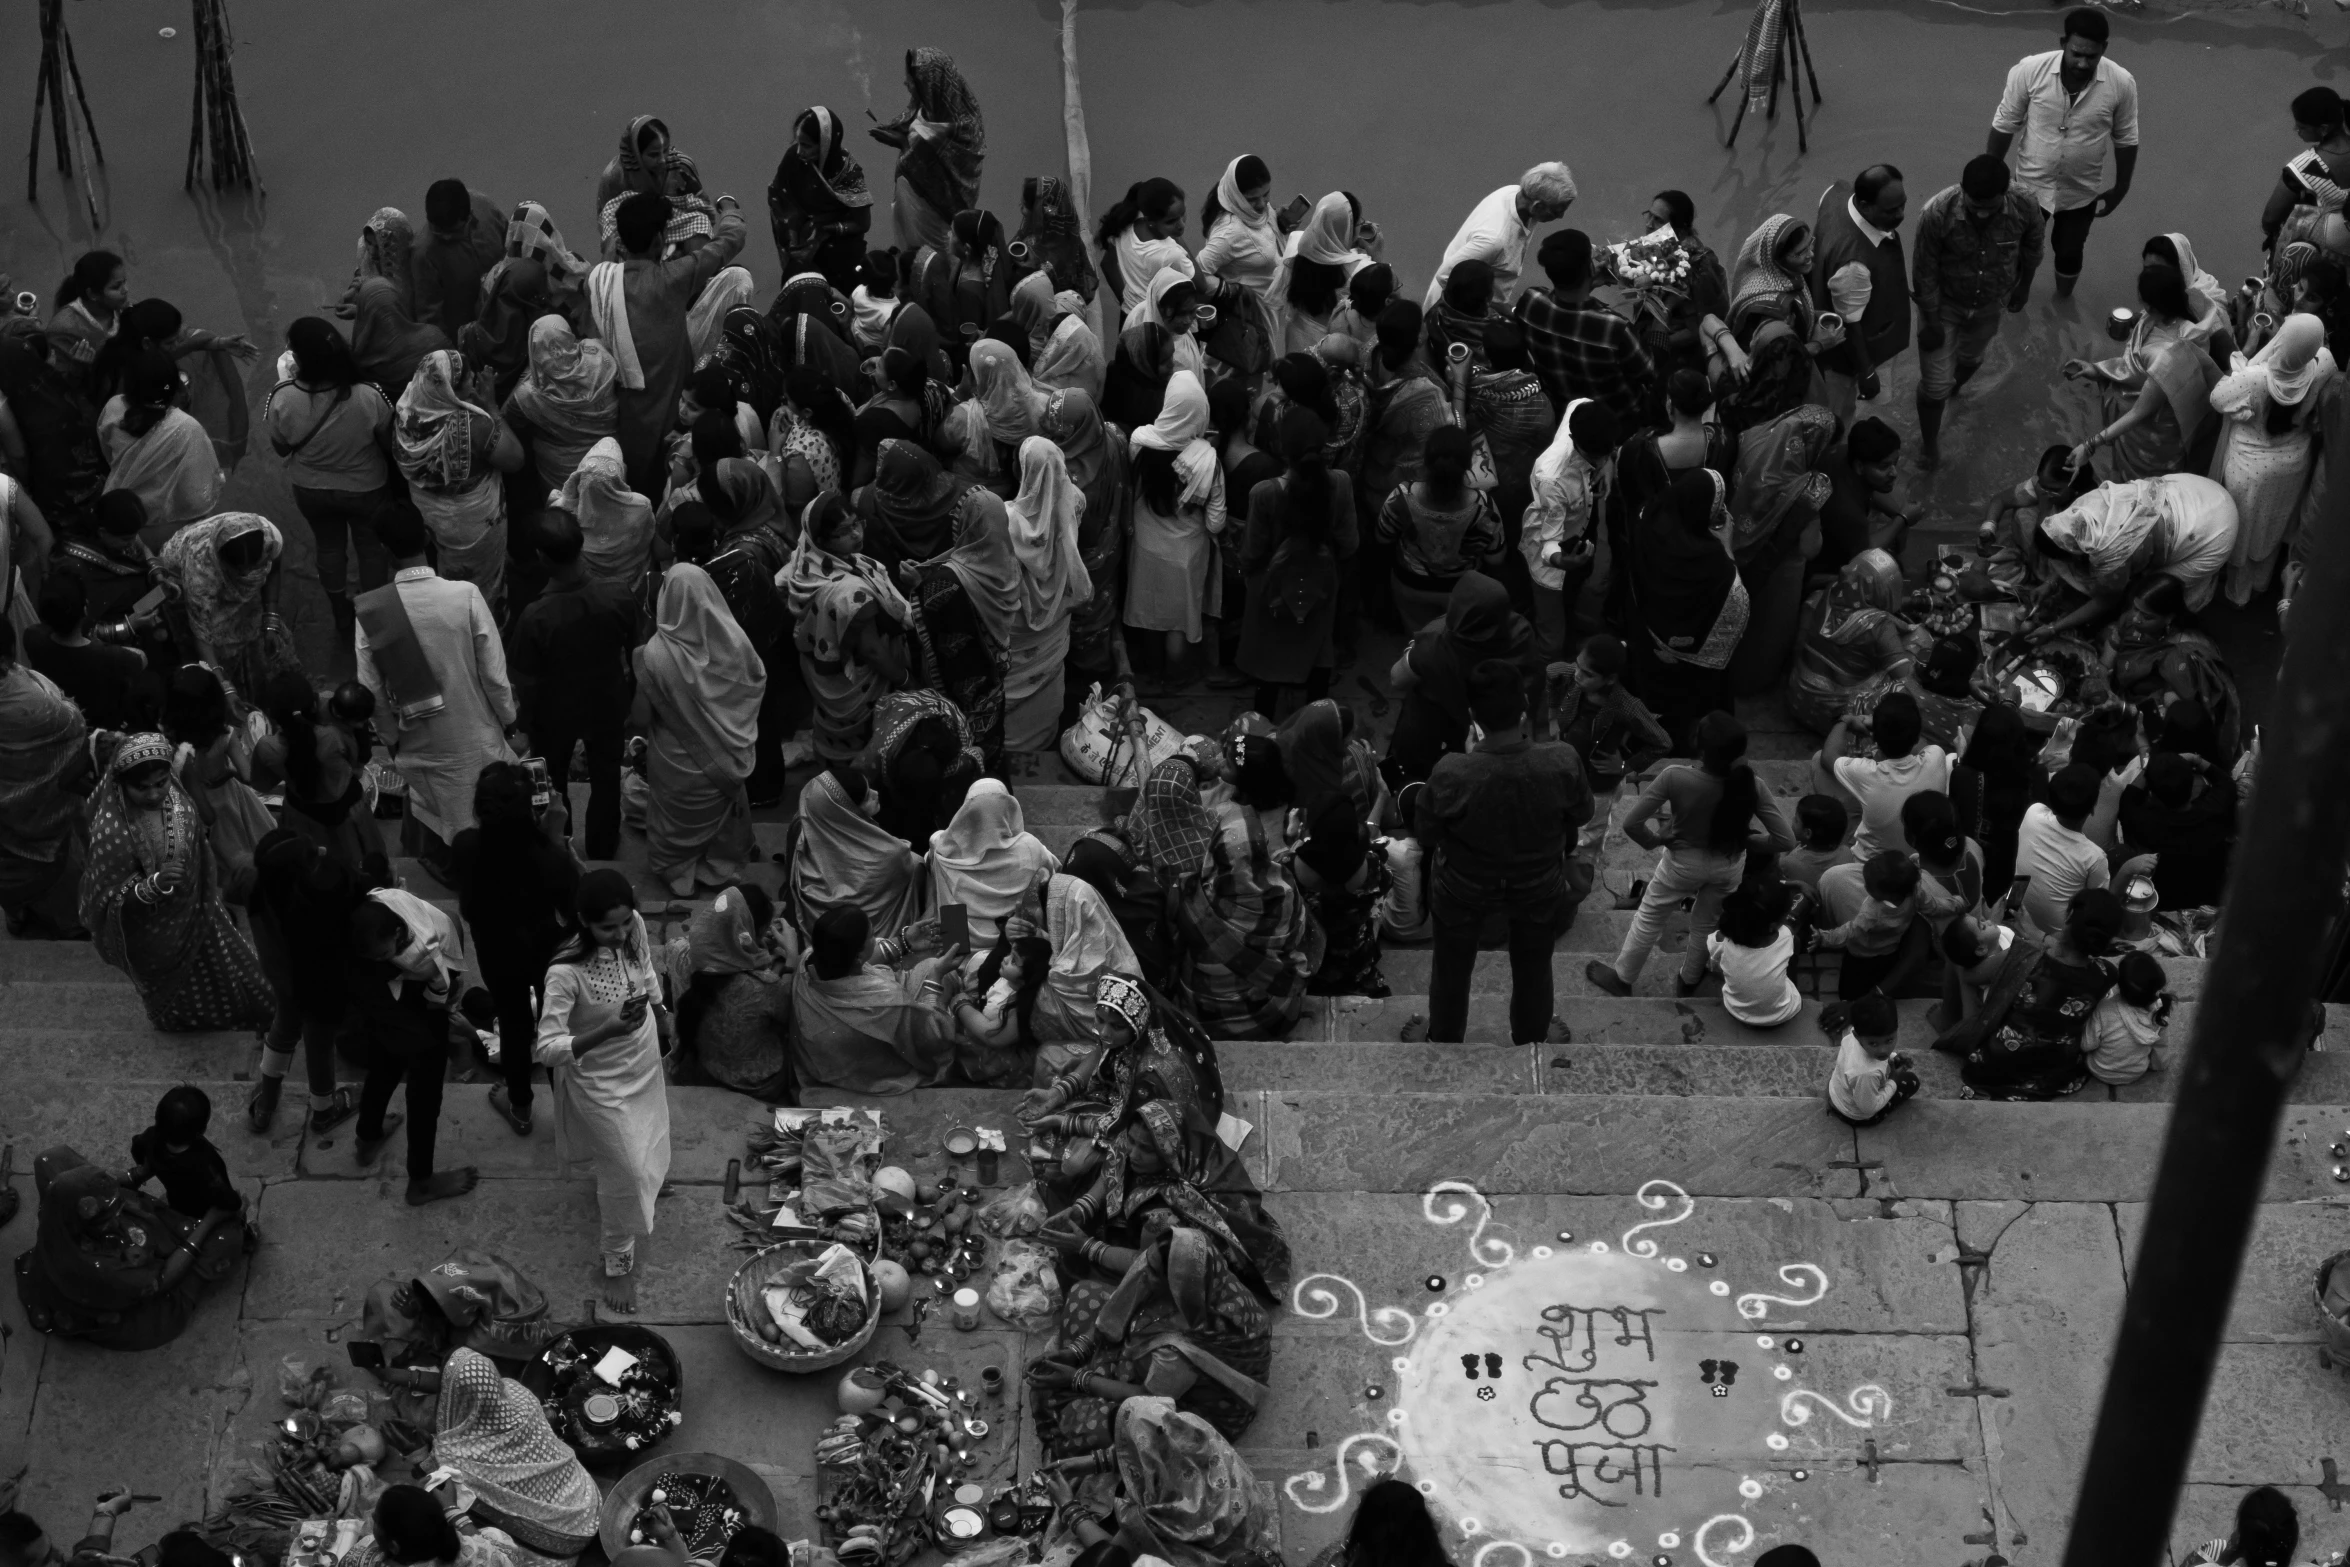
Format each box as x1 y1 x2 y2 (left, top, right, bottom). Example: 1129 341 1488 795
789 903 961 1096
15 1145 246 1349
421 1348 601 1559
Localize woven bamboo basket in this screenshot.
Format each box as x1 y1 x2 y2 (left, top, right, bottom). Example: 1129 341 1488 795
725 1240 880 1372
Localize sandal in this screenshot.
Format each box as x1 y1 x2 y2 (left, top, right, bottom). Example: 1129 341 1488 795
246 1075 283 1135
308 1088 359 1138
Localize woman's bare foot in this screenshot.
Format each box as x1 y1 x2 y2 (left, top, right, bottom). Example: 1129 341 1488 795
406 1169 479 1207
1399 1014 1429 1042
597 1266 639 1313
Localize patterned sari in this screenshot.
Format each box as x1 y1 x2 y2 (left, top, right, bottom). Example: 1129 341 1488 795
906 563 1009 775
78 735 272 1031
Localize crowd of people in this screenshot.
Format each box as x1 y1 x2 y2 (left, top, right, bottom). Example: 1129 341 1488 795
0 12 2338 1564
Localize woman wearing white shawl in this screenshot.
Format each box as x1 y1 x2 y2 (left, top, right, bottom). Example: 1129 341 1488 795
1196 155 1283 306
1124 268 1209 381
1001 436 1094 750
551 437 654 595
2211 312 2337 603
1124 372 1228 660
2146 232 2233 350
787 766 925 943
1028 870 1143 1051
1270 193 1373 356
2030 473 2239 638
508 315 619 491
928 777 1060 923
943 339 1050 495
1011 271 1105 400
632 564 764 895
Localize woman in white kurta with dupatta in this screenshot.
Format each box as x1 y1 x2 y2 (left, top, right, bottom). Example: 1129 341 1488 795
534 868 671 1311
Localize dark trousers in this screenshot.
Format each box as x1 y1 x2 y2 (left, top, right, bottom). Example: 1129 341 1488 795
1835 919 1932 1000
475 941 547 1115
1253 669 1331 722
1426 877 1564 1044
2049 203 2097 280
290 484 392 601
748 659 802 804
355 996 451 1180
529 711 625 861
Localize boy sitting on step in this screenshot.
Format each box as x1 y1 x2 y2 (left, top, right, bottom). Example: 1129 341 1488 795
1826 993 1917 1127
1814 851 1929 1002
1706 878 1804 1028
1780 794 1853 897
2084 951 2171 1086
126 1086 242 1220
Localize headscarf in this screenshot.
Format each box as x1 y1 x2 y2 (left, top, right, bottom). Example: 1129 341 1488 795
157 513 281 655
1274 700 1358 819
32 1156 158 1313
935 491 1023 650
432 1349 600 1550
929 777 1058 923
2155 232 2230 324
688 887 774 978
2240 312 2335 405
612 115 699 200
1405 571 1535 726
780 510 911 663
865 439 968 562
79 733 208 972
1041 387 1112 493
969 337 1047 444
553 437 654 589
0 661 89 867
791 768 923 936
906 48 984 152
1004 435 1092 628
1728 403 1836 560
394 349 489 487
1130 371 1218 505
1213 156 1278 248
1289 193 1369 271
1729 213 1803 312
0 331 104 521
1815 548 1904 641
461 258 551 386
505 201 590 292
349 273 451 391
884 301 948 387
1124 266 1196 335
789 107 873 209
1131 756 1218 880
638 565 764 781
704 457 784 533
510 315 618 452
357 209 417 309
1010 269 1068 353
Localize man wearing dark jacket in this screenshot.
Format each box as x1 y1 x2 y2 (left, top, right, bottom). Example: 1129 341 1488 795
1810 165 1910 427
1417 659 1593 1044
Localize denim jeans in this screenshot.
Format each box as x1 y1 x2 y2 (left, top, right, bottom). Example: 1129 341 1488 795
1611 846 1747 985
1427 871 1567 1044
291 484 392 599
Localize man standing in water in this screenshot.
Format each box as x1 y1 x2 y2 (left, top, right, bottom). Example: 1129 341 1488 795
1911 154 2045 466
1985 7 2138 299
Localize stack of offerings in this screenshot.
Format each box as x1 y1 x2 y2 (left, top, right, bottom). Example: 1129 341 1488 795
737 1108 886 1252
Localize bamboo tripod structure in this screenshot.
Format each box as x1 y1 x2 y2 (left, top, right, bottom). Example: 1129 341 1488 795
186 0 264 193
25 0 106 226
1707 0 1825 152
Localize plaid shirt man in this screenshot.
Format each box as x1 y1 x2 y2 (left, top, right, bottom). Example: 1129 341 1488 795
1515 289 1657 429
1911 184 2046 315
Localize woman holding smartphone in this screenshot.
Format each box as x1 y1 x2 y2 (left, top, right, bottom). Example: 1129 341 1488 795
534 869 671 1312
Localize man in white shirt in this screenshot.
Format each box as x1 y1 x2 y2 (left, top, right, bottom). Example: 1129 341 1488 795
1986 6 2138 297
354 505 518 879
1819 691 1949 860
2012 764 2116 934
1425 162 1578 309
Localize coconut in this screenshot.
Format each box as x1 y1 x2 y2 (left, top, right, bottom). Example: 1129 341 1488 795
869 1257 913 1312
838 1367 889 1417
872 1167 918 1212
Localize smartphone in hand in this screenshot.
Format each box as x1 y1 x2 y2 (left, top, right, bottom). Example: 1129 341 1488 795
939 903 969 951
346 1341 387 1370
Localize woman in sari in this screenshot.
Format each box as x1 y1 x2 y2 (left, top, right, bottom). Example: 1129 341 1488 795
503 315 617 495
552 437 654 596
1385 570 1537 785
1845 636 1983 757
1013 271 1105 400
1002 436 1093 750
1718 215 1839 434
1125 372 1227 678
1005 866 1145 1051
2142 233 2233 351
790 903 958 1094
1125 270 1210 383
903 490 1016 772
866 687 984 845
1272 193 1375 356
1292 796 1391 998
1626 469 1748 749
1024 972 1224 1140
0 636 91 940
1104 319 1177 432
2065 264 2223 481
457 259 553 406
918 208 1016 354
99 351 221 549
768 271 866 394
0 329 106 530
768 106 874 281
781 493 913 761
2212 313 2336 604
396 350 523 607
348 210 455 400
155 513 303 704
787 764 925 939
2029 473 2240 636
1042 389 1132 695
929 778 1059 937
674 884 795 1102
1277 698 1383 821
79 734 273 1031
1133 753 1318 1040
771 366 856 496
943 338 1048 495
1029 1226 1272 1457
534 871 671 1311
1725 403 1835 696
431 1349 600 1558
632 564 762 897
595 116 701 214
1014 175 1101 304
1045 1093 1290 1300
855 437 973 569
852 305 956 487
1944 887 2120 1101
14 1148 244 1349
1197 155 1285 311
1379 425 1502 634
2100 575 2244 763
1786 549 1914 732
871 49 985 254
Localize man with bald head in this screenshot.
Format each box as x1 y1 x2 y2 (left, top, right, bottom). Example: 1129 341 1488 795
1810 163 1911 427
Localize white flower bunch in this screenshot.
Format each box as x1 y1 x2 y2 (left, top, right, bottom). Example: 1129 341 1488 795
1606 228 1693 294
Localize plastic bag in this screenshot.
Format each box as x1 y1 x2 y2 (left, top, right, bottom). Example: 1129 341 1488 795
984 1239 1062 1330
320 1389 372 1429
1060 685 1185 789
975 1181 1047 1239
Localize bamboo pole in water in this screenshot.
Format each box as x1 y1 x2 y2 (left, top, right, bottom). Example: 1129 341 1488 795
1059 0 1106 353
